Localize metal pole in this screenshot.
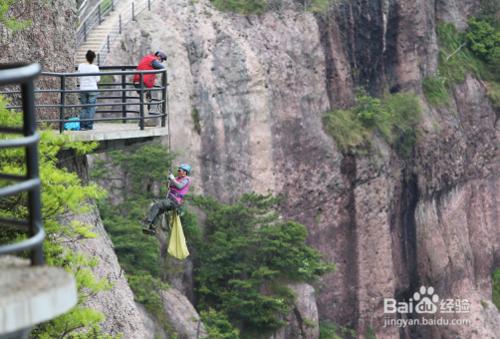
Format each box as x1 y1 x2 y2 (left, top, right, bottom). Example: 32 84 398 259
107 35 110 53
97 53 101 66
121 67 126 123
139 73 144 130
161 69 166 127
59 75 65 133
98 3 101 24
21 79 44 266
84 21 87 41
112 0 114 11
119 14 122 34
132 2 135 21
148 0 151 11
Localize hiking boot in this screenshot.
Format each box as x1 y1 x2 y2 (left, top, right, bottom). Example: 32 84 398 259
142 227 156 235
141 218 155 235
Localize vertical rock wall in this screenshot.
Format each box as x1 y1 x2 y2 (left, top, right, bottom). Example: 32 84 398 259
106 0 499 338
0 0 78 119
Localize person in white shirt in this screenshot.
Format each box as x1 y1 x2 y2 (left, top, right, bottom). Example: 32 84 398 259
78 50 100 130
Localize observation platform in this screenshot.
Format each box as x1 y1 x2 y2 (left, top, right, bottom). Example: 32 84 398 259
2 65 170 151
63 122 169 152
64 122 168 141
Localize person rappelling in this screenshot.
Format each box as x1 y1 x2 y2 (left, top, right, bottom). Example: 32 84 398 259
142 163 191 235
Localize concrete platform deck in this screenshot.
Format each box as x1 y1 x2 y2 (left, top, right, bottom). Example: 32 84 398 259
63 122 168 142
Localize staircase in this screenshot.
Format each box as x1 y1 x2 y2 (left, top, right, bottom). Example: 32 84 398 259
75 0 150 65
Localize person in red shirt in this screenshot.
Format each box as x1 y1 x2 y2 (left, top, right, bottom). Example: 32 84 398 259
133 51 167 101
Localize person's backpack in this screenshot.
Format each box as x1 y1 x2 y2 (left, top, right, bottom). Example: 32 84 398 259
63 117 80 131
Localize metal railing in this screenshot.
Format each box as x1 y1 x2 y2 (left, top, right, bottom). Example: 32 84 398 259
1 66 168 133
76 0 117 47
0 63 45 266
95 0 151 65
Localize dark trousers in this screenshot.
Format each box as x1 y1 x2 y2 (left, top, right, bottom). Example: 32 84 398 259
134 83 152 100
146 197 179 226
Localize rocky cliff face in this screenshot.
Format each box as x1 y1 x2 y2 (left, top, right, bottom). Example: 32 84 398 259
0 0 79 119
0 0 76 69
108 0 499 338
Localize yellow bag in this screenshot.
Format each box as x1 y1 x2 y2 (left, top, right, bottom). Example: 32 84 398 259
167 211 190 260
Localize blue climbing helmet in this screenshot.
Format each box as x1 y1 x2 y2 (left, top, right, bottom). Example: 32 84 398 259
178 163 191 175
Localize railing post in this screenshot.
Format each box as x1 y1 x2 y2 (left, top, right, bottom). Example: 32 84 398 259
139 73 144 130
161 69 166 127
83 21 87 41
132 2 135 21
119 14 122 34
107 35 110 53
97 53 101 66
121 67 126 123
98 3 101 24
21 79 44 265
59 75 65 134
148 0 151 11
112 0 114 11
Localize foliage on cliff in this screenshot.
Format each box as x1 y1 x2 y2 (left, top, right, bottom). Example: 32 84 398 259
92 144 170 320
210 0 336 14
493 268 500 309
192 193 334 335
0 0 31 31
0 97 114 338
424 17 499 106
323 91 421 156
319 321 356 339
92 144 201 336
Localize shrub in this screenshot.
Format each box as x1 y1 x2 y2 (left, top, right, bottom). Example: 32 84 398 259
425 20 500 106
422 76 449 106
436 23 485 85
0 0 31 31
323 91 421 156
486 81 500 111
322 107 367 150
200 309 240 339
193 193 334 334
210 0 336 14
493 268 500 309
0 96 114 338
466 17 500 81
319 321 356 339
466 17 500 63
210 0 268 14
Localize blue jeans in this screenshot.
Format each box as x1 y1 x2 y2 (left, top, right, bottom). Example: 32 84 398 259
79 92 98 129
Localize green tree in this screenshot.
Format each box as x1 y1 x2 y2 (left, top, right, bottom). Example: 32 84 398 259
193 193 334 335
0 96 114 338
92 145 195 337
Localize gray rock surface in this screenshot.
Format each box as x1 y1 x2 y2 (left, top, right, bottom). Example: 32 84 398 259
64 205 151 338
161 288 207 339
272 283 320 339
0 0 79 119
105 0 499 337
